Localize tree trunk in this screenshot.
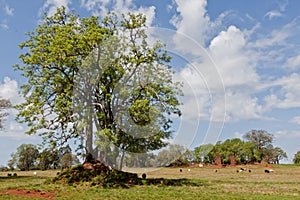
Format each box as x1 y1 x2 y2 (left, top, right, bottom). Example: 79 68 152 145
119 150 125 171
85 94 94 158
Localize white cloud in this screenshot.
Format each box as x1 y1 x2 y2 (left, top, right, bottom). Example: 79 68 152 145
250 27 289 49
166 4 173 12
0 77 23 105
278 0 288 12
234 131 243 140
41 0 70 16
4 5 14 16
0 119 37 140
80 0 156 26
274 130 300 139
0 21 8 30
209 25 260 87
169 1 266 122
264 73 300 109
286 54 300 70
265 10 282 20
264 0 288 20
290 116 300 125
170 0 210 47
225 91 264 121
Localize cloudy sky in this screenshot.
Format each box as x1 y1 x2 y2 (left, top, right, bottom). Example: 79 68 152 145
1 0 300 165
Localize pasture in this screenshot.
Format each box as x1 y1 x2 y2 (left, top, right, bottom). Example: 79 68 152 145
0 165 300 199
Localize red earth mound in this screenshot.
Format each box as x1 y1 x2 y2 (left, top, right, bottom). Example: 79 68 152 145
4 189 56 199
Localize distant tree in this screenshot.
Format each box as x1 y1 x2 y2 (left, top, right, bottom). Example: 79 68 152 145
10 144 39 171
7 153 17 170
206 141 222 164
273 147 287 164
194 144 214 163
154 144 189 167
244 130 274 163
0 98 12 129
124 152 155 168
37 149 60 170
221 138 244 164
60 153 79 169
240 141 255 164
293 151 300 164
263 146 287 164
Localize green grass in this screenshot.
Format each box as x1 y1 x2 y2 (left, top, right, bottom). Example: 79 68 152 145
0 165 300 199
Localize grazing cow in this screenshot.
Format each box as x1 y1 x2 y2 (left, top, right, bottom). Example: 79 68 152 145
265 169 274 173
142 173 146 179
7 173 11 177
13 173 17 177
237 168 247 173
179 169 182 172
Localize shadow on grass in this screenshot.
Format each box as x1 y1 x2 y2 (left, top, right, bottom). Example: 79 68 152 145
48 164 208 188
141 178 206 187
0 175 46 182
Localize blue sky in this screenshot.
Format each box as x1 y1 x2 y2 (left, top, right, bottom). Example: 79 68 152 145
1 0 300 165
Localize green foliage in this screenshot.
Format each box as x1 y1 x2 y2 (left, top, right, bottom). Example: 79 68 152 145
244 130 273 162
293 151 300 164
51 164 140 187
37 149 58 170
60 153 79 169
9 144 39 171
194 143 214 163
195 130 287 165
14 7 182 163
154 144 189 167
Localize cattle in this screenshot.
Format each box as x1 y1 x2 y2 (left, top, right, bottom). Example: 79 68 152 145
237 168 248 173
265 169 274 173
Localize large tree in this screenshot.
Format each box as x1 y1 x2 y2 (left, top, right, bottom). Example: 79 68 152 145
263 146 287 164
244 130 274 162
9 144 39 171
15 7 182 168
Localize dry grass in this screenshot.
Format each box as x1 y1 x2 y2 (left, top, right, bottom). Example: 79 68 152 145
0 165 300 199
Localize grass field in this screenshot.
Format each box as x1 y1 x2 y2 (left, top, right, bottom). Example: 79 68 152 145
0 164 300 199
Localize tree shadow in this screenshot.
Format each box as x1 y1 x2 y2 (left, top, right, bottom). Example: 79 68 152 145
141 178 206 187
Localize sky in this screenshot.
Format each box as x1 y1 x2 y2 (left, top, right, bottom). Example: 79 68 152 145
0 0 300 165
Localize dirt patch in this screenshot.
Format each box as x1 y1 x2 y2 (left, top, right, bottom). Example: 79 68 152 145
4 189 56 199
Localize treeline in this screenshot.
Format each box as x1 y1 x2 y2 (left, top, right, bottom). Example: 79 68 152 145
5 144 79 171
4 130 300 171
124 130 289 167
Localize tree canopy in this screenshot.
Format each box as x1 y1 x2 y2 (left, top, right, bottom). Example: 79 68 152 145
293 151 300 164
14 7 182 169
192 130 287 165
9 144 39 171
244 130 274 162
